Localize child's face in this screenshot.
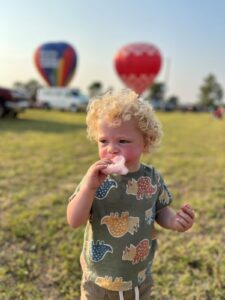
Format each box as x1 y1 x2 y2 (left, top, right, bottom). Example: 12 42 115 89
97 118 146 172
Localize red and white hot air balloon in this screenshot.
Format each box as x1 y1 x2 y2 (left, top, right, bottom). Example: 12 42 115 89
114 42 162 94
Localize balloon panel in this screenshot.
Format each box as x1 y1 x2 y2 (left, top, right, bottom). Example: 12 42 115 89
114 43 162 94
34 42 77 86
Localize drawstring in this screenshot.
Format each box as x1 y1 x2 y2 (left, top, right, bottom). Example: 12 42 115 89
119 291 124 300
134 286 139 300
118 286 139 300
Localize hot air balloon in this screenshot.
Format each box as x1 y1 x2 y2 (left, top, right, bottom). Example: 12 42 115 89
34 42 77 86
114 42 162 94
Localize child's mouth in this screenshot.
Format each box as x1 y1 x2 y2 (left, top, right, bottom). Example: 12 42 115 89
103 155 128 175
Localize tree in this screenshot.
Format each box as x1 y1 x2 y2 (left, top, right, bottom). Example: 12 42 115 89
13 79 42 103
198 74 223 107
88 81 103 98
25 79 42 101
167 95 179 106
144 82 165 102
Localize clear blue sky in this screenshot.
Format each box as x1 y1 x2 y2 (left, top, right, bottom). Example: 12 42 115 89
1 0 225 103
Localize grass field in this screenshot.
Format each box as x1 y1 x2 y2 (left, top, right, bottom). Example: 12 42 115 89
0 109 224 300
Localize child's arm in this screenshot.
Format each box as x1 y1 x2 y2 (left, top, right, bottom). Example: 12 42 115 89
67 159 110 228
156 204 195 232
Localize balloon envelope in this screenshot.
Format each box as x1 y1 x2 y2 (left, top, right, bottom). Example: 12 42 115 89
34 42 77 86
114 43 162 94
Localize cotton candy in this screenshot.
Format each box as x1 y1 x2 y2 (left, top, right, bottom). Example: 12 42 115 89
103 155 128 175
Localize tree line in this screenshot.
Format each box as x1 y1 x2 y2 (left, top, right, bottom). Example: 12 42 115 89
13 73 223 109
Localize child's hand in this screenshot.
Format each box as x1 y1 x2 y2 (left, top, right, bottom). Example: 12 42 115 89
82 159 111 191
173 204 195 232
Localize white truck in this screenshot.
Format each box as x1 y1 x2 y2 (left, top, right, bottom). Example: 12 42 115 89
36 87 89 112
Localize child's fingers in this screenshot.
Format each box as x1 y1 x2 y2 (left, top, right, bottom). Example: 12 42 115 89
175 217 192 231
95 159 112 166
175 218 187 232
174 205 195 232
181 204 195 219
177 210 193 224
176 216 190 227
90 159 111 171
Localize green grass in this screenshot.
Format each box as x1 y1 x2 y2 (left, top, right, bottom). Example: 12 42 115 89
0 109 224 299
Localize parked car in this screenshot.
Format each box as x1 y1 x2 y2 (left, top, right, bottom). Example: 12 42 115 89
162 102 177 112
36 87 89 112
0 87 30 118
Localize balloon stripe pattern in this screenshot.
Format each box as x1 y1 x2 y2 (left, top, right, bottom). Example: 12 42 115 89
34 42 77 86
114 43 162 94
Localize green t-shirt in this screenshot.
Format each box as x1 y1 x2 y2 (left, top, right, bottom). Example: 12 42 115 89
71 164 172 292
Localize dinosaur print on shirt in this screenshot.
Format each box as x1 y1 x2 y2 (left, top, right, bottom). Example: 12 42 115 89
95 276 132 291
126 176 157 200
89 240 113 262
101 212 139 237
122 239 150 264
95 178 117 199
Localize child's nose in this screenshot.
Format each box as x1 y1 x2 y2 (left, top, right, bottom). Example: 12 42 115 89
108 143 119 154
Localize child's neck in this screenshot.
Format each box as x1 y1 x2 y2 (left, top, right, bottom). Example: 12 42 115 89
127 162 141 173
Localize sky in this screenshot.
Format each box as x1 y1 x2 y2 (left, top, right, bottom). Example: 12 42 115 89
1 0 225 103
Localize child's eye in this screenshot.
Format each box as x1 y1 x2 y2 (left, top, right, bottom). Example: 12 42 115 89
119 140 130 144
99 139 107 144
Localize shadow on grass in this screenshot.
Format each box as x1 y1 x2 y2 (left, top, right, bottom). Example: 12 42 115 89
0 118 86 133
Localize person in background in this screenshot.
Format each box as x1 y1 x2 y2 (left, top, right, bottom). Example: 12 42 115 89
213 105 224 119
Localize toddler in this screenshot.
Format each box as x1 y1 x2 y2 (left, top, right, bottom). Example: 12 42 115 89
67 89 195 300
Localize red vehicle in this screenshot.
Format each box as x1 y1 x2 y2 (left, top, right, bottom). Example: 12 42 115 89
0 87 29 118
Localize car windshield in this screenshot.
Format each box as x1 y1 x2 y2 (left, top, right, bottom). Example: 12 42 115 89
71 90 88 102
71 90 80 96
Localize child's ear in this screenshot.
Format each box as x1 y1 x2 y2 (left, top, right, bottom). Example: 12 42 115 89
143 137 150 152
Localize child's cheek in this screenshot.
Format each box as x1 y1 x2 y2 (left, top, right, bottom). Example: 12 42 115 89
123 148 139 161
98 147 107 159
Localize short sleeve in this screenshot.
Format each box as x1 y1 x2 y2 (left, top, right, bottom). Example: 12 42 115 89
67 180 93 222
68 181 82 203
156 173 173 212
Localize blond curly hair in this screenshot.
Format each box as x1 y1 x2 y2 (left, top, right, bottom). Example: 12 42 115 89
86 89 163 153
